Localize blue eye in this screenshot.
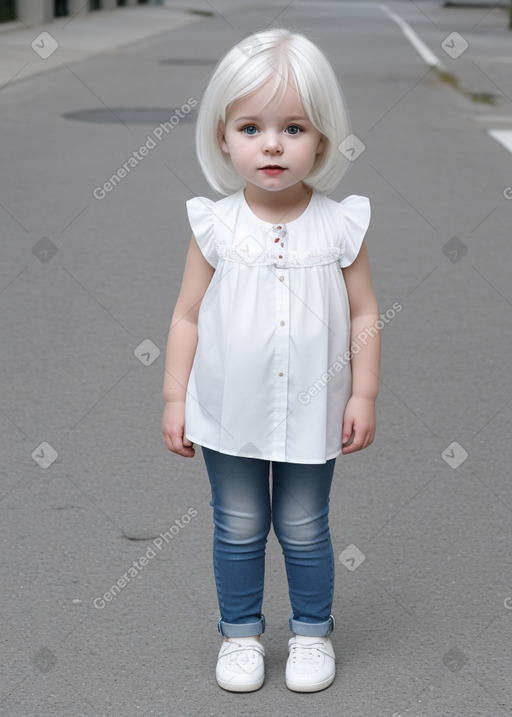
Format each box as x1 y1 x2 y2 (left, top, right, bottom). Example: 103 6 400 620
285 125 302 135
242 125 259 135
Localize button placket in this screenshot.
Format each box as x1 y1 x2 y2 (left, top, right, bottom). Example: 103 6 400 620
272 223 287 264
271 222 290 460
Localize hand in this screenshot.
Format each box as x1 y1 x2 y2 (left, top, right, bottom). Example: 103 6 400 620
341 396 376 455
162 401 195 457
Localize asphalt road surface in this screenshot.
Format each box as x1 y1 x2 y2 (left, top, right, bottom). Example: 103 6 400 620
1 1 511 715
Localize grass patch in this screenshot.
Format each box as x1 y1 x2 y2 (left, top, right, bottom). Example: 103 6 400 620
432 65 498 104
187 9 215 17
434 68 460 89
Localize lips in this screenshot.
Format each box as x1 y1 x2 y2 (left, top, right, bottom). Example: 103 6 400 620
260 165 286 175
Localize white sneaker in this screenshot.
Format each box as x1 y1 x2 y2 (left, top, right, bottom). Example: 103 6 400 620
285 635 336 692
216 637 265 692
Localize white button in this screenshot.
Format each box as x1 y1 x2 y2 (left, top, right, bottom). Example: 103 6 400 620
279 276 285 282
280 321 285 326
278 372 284 377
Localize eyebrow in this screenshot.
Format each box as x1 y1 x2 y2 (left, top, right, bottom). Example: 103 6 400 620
232 115 310 124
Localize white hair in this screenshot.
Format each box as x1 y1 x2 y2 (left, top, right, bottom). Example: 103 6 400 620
195 28 352 196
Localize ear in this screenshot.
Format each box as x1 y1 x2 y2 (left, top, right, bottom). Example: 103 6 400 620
217 121 229 155
316 135 326 155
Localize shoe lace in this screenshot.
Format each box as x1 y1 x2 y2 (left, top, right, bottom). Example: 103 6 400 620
289 643 324 666
224 643 263 673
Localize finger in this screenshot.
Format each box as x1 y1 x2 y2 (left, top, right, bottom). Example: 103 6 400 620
342 442 356 455
342 427 365 454
342 420 354 446
361 426 375 449
342 436 358 454
177 445 195 457
164 432 192 457
179 433 195 456
343 427 373 454
163 432 174 452
174 434 195 457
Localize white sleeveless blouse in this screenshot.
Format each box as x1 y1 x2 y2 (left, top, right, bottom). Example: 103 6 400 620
184 188 371 464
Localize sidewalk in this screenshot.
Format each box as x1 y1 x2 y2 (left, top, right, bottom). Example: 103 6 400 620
0 4 202 89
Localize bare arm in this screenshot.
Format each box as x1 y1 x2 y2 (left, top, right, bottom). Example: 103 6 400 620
341 241 381 454
162 235 215 457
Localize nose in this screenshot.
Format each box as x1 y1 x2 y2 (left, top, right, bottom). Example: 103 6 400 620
263 131 283 155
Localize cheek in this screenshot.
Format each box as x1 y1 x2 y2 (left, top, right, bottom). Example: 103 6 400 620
300 141 322 165
231 139 254 161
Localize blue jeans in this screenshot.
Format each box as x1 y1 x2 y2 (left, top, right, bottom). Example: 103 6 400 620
202 447 336 638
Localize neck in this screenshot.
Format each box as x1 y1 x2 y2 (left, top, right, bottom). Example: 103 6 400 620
243 182 313 224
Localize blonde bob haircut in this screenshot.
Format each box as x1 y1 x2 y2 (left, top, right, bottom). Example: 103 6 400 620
195 28 352 196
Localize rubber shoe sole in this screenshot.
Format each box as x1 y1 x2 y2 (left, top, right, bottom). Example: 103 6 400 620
285 671 335 692
217 674 264 692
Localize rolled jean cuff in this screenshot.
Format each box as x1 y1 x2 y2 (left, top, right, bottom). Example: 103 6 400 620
217 615 265 638
289 614 335 637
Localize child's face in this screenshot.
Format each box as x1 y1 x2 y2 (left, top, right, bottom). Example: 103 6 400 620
218 79 325 195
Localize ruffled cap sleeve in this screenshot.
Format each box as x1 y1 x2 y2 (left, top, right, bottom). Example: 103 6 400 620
186 197 218 268
339 195 371 268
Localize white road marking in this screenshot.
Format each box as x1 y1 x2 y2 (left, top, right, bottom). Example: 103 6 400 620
298 1 512 160
380 5 446 70
294 1 445 70
488 130 512 154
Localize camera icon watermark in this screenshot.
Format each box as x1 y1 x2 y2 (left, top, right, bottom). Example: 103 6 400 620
235 235 264 264
338 134 366 162
441 441 468 469
134 339 160 366
339 543 366 571
441 32 468 60
32 236 58 263
31 32 59 60
237 442 263 458
238 35 263 58
32 442 58 469
442 236 467 263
